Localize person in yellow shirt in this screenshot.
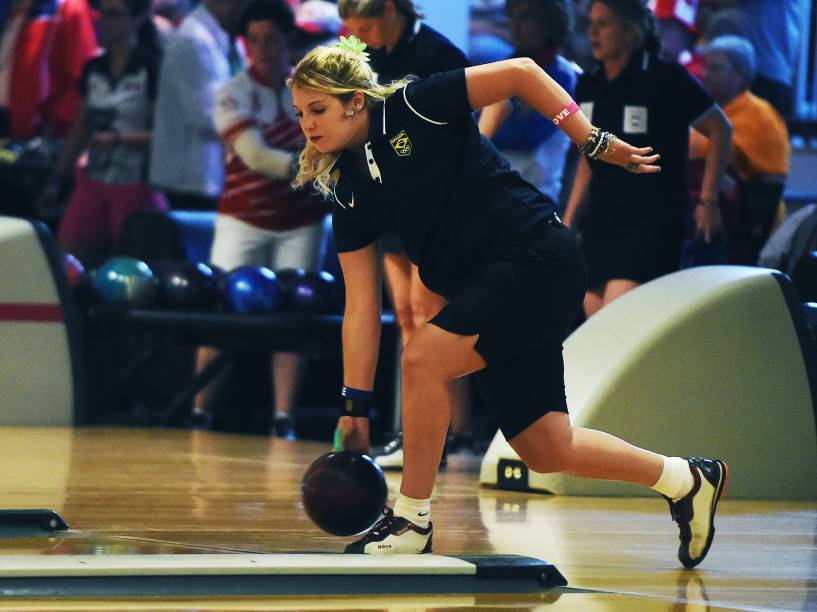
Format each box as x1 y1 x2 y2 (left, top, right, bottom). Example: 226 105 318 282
689 35 790 262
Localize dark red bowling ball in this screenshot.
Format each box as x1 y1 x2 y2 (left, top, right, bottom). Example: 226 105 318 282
157 261 217 310
301 451 388 536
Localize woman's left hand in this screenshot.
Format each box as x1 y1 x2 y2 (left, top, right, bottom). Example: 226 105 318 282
600 137 661 174
694 201 723 244
335 416 370 455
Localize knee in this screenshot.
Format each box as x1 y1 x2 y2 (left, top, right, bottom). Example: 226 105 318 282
400 340 434 379
513 428 574 474
519 451 568 474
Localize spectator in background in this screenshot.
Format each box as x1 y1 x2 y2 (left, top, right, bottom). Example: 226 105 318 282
338 0 481 468
650 0 703 77
690 35 790 262
0 0 97 139
467 0 514 65
698 0 809 122
149 0 251 210
151 0 192 46
563 0 731 317
191 0 329 437
42 0 167 265
290 0 343 60
153 0 191 25
563 0 594 71
480 0 578 204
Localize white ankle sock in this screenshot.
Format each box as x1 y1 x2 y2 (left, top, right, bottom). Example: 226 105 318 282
393 494 431 529
651 456 694 501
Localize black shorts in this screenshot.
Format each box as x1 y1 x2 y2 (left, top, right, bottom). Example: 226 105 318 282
430 221 586 439
581 212 685 289
379 233 406 256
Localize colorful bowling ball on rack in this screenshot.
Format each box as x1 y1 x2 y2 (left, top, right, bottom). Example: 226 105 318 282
301 451 387 536
157 261 218 310
92 256 157 307
221 265 283 314
276 269 342 314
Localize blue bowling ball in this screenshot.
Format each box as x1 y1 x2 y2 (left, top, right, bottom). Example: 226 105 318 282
222 266 283 314
92 257 157 307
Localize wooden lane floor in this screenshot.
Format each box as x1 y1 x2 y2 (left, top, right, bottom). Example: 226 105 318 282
1 426 815 610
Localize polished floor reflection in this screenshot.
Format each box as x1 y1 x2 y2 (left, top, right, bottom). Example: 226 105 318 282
1 426 815 610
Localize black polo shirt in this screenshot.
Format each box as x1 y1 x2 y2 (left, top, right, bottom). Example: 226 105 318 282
329 69 557 298
368 20 470 85
576 51 713 220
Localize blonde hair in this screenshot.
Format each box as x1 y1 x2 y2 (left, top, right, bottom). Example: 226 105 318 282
288 44 411 198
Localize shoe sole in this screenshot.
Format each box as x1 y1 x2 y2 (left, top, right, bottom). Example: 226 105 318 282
682 460 729 569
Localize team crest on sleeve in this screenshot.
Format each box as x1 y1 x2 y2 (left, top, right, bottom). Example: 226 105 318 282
389 130 412 157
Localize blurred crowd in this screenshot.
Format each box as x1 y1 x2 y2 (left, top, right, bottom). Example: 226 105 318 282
0 0 811 441
0 0 806 267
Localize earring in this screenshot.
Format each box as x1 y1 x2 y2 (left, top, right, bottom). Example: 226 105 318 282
345 108 355 117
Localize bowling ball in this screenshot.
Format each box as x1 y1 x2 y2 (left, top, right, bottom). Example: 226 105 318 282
301 451 388 536
157 261 217 310
222 265 283 314
74 269 97 306
92 256 157 307
62 252 85 289
276 269 342 314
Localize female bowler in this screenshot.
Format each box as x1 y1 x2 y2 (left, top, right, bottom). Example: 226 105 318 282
288 37 728 568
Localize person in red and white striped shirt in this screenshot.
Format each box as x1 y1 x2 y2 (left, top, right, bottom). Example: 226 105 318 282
192 0 329 437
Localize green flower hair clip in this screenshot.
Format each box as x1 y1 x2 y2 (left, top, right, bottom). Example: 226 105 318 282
337 35 370 61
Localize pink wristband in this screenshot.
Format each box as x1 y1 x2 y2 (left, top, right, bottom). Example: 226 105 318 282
552 101 579 125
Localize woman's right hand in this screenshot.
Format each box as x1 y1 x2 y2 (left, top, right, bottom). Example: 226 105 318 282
335 416 370 455
601 136 661 175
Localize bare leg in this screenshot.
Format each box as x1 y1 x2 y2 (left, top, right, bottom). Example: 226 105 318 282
509 411 664 486
583 287 605 318
272 351 303 418
399 324 486 499
193 347 219 415
399 324 665 497
382 253 416 347
602 278 639 308
408 265 471 439
448 379 470 437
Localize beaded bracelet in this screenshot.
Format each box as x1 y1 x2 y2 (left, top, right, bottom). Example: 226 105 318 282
579 127 613 160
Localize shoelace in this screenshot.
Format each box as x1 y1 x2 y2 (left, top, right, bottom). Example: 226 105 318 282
364 507 403 540
666 498 682 523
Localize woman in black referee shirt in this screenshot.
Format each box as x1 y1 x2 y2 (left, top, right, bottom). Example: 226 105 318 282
339 0 472 345
563 0 732 318
288 38 728 568
338 0 499 467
